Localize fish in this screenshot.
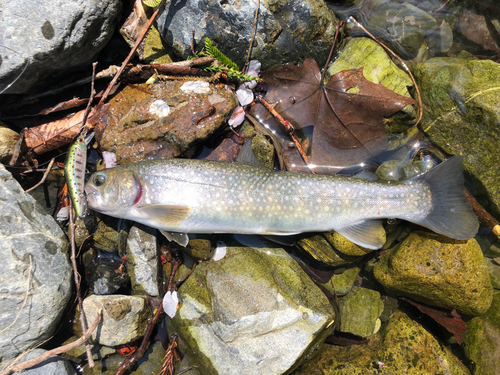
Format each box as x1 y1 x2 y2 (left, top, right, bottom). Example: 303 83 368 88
84 156 478 249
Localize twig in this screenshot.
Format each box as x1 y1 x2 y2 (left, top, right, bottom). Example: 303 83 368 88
244 0 260 71
99 0 168 105
189 30 197 57
321 20 345 83
25 158 55 193
348 16 423 129
69 201 94 368
257 96 312 169
8 129 25 166
464 188 500 240
0 255 33 335
115 251 182 375
81 62 98 136
0 310 102 375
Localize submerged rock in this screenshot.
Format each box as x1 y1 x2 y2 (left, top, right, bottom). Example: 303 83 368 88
298 233 361 266
168 237 336 375
157 0 339 70
0 0 122 94
373 231 493 316
338 287 384 338
0 164 72 364
464 291 500 375
295 310 470 374
97 80 237 164
414 57 500 217
77 295 150 346
10 348 77 375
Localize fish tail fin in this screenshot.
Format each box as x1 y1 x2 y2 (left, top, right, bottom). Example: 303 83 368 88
411 156 478 240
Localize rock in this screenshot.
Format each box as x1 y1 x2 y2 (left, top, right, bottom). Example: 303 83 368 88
77 295 150 346
365 2 437 58
373 231 493 316
181 238 213 261
295 310 470 374
127 224 159 297
91 216 130 253
324 231 375 256
323 266 360 297
338 287 384 337
10 348 77 375
84 254 130 295
464 291 500 375
486 258 500 290
157 0 339 70
251 133 275 170
96 80 237 164
414 57 500 217
168 237 336 375
0 125 18 163
63 335 116 360
0 0 122 94
298 233 360 266
0 164 72 364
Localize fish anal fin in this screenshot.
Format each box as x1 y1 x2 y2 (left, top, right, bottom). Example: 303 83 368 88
335 220 386 250
135 204 191 227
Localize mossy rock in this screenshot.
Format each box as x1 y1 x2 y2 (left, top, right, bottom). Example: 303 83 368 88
298 233 361 266
373 231 493 316
324 231 375 256
464 291 500 375
414 57 500 219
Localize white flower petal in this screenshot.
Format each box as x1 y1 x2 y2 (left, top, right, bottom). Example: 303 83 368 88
163 291 179 318
236 86 254 106
102 151 117 168
149 100 171 118
228 106 245 128
180 81 211 94
212 240 227 261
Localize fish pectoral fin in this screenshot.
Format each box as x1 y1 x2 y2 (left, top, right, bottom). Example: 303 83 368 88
261 234 299 247
335 220 386 250
135 204 191 227
159 230 189 247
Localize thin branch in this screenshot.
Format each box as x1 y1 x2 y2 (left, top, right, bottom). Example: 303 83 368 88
244 0 260 70
99 0 168 105
25 158 55 193
464 188 500 240
0 310 102 375
69 201 94 367
348 16 423 129
81 62 98 136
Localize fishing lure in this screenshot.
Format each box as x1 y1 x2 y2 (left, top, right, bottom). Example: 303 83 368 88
64 134 88 218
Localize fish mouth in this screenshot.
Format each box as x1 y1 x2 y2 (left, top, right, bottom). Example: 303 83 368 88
84 185 100 209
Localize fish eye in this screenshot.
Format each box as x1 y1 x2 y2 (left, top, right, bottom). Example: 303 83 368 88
93 174 106 187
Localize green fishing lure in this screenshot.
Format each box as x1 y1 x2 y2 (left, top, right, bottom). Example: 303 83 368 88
64 134 88 218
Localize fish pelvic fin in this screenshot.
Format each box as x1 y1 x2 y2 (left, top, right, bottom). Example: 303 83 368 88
410 156 478 240
336 220 386 250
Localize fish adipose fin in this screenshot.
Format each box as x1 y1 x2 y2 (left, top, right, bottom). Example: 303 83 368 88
409 156 478 240
336 220 386 250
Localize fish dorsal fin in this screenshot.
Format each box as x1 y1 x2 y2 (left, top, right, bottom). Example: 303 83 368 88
236 139 265 167
135 204 191 227
160 230 189 247
335 220 386 250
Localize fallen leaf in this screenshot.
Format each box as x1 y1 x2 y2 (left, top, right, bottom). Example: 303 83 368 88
250 56 416 173
403 298 467 344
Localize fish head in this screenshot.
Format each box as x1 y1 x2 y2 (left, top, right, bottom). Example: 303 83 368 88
85 167 142 215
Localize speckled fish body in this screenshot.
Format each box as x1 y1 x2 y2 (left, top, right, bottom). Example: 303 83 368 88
85 157 478 249
64 134 87 218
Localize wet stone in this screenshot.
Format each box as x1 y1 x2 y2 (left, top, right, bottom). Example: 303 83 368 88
324 231 375 256
374 231 493 316
338 287 384 338
77 295 151 346
168 237 336 375
298 233 361 266
97 80 238 164
295 310 470 375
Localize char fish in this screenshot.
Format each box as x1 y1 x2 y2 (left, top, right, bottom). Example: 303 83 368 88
84 156 478 249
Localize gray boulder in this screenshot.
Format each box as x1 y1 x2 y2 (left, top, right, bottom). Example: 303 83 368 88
157 0 339 70
10 349 77 375
0 164 72 364
168 235 336 375
0 0 122 94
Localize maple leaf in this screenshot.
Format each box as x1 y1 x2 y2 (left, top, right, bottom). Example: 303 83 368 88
250 56 416 173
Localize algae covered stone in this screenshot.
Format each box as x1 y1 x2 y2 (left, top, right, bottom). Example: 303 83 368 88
338 287 384 338
324 231 375 256
414 57 500 217
464 291 500 375
298 233 361 266
168 237 336 375
295 310 470 375
374 231 493 316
